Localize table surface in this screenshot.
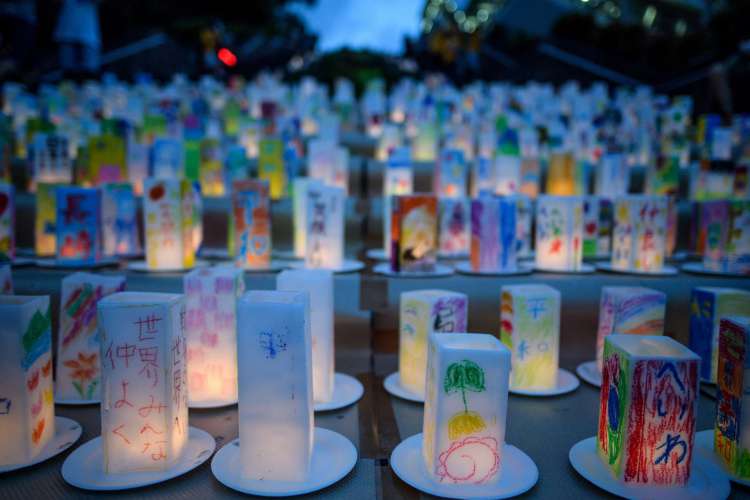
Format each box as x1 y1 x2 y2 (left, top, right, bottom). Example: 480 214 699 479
2 259 750 499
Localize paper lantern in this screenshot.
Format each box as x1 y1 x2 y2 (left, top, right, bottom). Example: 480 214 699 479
582 196 612 258
0 264 12 293
390 194 438 273
500 285 560 390
277 269 334 403
97 292 188 473
519 158 540 198
598 335 699 486
434 149 467 198
546 152 584 195
101 183 139 257
470 196 517 272
184 267 244 406
493 154 521 195
0 295 55 466
55 187 102 265
595 153 628 198
514 195 532 258
150 138 183 179
56 273 126 402
29 134 72 187
689 287 750 383
422 333 510 484
715 317 750 478
292 178 321 259
308 140 349 195
382 152 414 257
199 138 225 197
471 157 496 197
697 200 750 273
595 287 666 372
126 141 149 195
535 195 584 271
35 182 63 256
438 198 470 258
646 155 679 196
84 135 127 186
399 290 468 396
259 137 286 200
305 183 345 269
412 122 438 162
611 195 668 272
143 178 194 270
237 290 313 482
0 182 14 259
231 179 271 269
376 124 403 162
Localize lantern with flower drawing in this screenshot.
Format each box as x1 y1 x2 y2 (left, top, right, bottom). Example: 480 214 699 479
143 178 194 270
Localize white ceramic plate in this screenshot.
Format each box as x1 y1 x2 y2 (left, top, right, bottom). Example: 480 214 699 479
682 262 750 277
597 262 679 276
213 260 289 273
575 361 602 388
288 259 365 274
454 261 534 277
211 428 357 497
694 429 750 487
35 257 120 269
569 436 730 500
61 426 215 490
126 260 210 273
189 398 238 409
390 433 538 499
55 396 99 406
534 263 596 274
365 248 388 261
383 372 424 403
315 373 364 412
509 368 580 397
373 262 454 278
0 416 82 473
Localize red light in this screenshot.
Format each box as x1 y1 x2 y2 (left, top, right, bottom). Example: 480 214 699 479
217 48 237 67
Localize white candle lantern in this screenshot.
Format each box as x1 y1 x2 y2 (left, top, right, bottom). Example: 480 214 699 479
399 290 468 397
493 154 521 195
101 183 139 257
237 290 313 482
308 139 349 195
97 292 188 473
689 287 750 383
514 194 532 258
0 182 14 259
438 198 470 258
596 153 628 198
150 138 183 179
422 333 511 485
434 149 467 198
35 182 61 257
184 267 244 406
277 269 334 403
305 183 344 269
412 122 438 162
292 178 321 259
143 178 194 270
470 196 517 272
0 295 55 466
55 186 102 265
598 335 699 486
231 179 271 269
611 195 668 272
500 284 560 390
390 194 438 272
535 195 584 271
595 287 666 372
56 273 126 402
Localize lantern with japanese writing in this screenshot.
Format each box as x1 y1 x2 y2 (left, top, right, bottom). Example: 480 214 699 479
470 196 517 272
422 333 510 485
184 267 244 407
611 195 668 272
55 187 102 266
143 178 194 271
382 149 414 258
535 195 584 271
101 183 139 257
231 179 271 270
35 182 63 257
689 287 750 383
0 295 54 467
598 335 699 486
56 273 126 403
305 183 344 269
237 290 313 481
0 182 14 260
97 292 188 473
390 194 438 272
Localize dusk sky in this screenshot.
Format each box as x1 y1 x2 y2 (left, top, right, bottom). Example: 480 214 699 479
291 0 424 54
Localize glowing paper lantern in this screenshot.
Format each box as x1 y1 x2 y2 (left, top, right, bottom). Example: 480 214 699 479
29 134 72 187
434 149 467 198
438 198 470 257
598 335 699 486
237 290 313 482
399 290 468 396
277 269 334 403
520 158 541 198
0 182 14 259
35 182 62 256
697 200 750 273
305 184 344 269
101 183 139 257
595 153 628 198
126 141 149 195
231 179 271 269
500 285 560 390
470 196 517 272
143 178 194 270
595 287 666 372
308 140 349 195
199 138 225 196
546 152 584 195
0 264 12 293
582 196 612 258
184 267 244 406
715 317 750 477
422 333 510 484
259 137 286 200
382 150 414 257
611 195 668 272
390 194 438 272
150 138 183 179
97 292 188 473
55 187 102 265
0 295 54 466
514 195 532 258
535 195 584 271
493 154 521 195
412 122 438 162
56 273 126 402
689 287 750 383
292 178 320 259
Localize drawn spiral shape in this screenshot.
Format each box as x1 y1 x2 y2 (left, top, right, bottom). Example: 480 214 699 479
437 436 500 484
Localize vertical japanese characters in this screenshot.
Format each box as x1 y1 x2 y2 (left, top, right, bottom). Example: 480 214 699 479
305 183 344 269
55 187 102 265
611 195 668 272
535 195 584 271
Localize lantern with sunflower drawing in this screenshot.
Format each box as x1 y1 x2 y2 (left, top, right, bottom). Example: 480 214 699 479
422 333 510 485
